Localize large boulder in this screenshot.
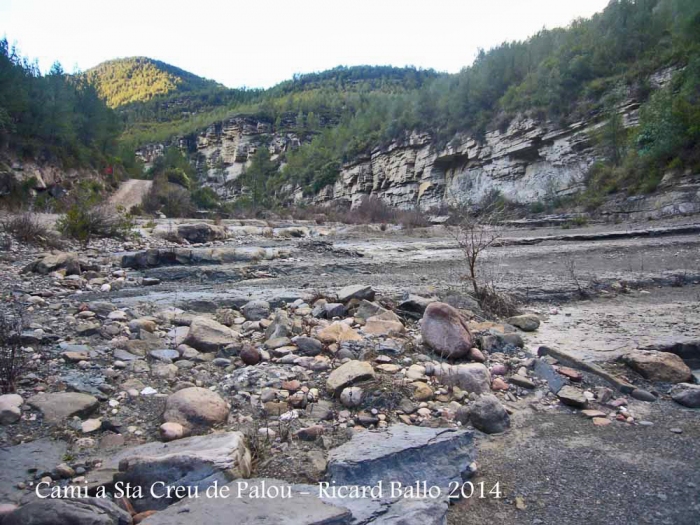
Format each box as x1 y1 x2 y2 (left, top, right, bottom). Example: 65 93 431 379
670 383 700 408
0 438 68 504
98 432 251 513
468 394 510 434
163 387 230 431
27 393 99 423
421 302 474 359
3 498 131 525
184 317 237 352
433 363 491 394
327 360 375 395
621 350 692 383
22 252 81 275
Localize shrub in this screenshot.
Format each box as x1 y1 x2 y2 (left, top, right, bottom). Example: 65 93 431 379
142 179 195 218
57 203 135 245
191 187 220 210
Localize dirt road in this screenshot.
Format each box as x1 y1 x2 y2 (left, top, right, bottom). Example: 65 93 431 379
107 179 152 210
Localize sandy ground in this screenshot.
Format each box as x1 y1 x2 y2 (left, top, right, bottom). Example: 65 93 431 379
107 179 152 210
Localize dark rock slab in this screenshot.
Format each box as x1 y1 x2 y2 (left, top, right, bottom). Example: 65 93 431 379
327 425 474 494
533 359 566 394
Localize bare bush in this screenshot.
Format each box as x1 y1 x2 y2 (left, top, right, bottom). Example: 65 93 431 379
565 257 590 298
1 213 62 248
0 306 27 393
451 201 520 317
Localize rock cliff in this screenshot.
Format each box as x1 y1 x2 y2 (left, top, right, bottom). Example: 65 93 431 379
135 82 699 219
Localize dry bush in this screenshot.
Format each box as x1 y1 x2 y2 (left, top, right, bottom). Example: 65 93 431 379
451 200 520 318
0 306 27 393
1 213 62 248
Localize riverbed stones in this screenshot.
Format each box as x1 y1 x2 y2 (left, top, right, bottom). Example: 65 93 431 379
363 316 405 336
27 392 99 423
327 360 375 395
265 310 291 339
159 422 186 441
0 394 23 425
468 394 511 434
670 383 700 408
421 302 474 359
506 314 541 331
162 387 229 430
183 317 237 352
621 350 692 383
3 497 132 525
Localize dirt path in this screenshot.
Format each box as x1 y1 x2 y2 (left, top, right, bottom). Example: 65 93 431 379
107 179 152 210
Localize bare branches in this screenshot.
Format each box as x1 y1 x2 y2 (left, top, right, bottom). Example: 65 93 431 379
0 305 27 394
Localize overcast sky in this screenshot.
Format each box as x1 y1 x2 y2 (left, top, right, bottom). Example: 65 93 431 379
1 0 610 88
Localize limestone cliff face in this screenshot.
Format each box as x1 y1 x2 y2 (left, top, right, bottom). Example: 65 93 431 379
313 112 625 210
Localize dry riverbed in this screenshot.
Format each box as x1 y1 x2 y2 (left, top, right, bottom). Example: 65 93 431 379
0 215 698 524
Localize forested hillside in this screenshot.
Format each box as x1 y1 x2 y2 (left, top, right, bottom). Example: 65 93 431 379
0 39 120 169
84 57 222 107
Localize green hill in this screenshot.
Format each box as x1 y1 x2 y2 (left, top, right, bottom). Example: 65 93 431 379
84 57 223 108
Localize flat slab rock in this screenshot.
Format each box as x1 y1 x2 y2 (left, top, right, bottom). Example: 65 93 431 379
140 478 351 525
327 424 475 494
0 438 68 503
92 431 251 513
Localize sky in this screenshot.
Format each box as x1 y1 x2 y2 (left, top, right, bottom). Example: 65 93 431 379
0 0 611 89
